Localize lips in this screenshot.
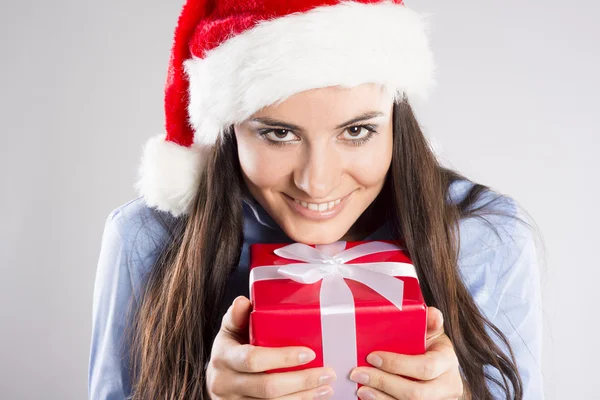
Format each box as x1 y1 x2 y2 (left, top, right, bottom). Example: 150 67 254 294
283 191 355 221
293 197 342 211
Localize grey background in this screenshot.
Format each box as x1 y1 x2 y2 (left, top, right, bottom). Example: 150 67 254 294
1 0 597 398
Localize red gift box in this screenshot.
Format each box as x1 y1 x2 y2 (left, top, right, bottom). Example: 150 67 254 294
249 240 427 399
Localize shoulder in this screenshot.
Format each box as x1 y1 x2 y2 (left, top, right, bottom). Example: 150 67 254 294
459 189 534 258
449 182 545 396
99 197 180 294
91 197 176 398
452 181 540 314
448 178 529 254
455 183 525 255
104 196 175 240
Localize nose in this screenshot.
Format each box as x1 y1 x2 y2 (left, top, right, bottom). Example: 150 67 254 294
293 143 342 200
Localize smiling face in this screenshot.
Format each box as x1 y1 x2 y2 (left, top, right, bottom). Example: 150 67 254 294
234 83 395 244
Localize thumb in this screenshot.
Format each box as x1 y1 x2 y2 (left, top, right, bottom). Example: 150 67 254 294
221 296 252 340
426 306 445 340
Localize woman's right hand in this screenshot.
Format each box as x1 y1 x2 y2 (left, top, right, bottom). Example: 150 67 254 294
206 296 336 399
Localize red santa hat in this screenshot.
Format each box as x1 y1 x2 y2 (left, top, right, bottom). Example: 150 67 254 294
136 0 435 217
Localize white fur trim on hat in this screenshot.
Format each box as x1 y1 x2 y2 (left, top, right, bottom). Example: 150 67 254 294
183 1 435 146
135 134 212 217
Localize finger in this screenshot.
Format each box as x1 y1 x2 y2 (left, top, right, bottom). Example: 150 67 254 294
426 307 445 341
224 343 317 373
276 385 334 400
351 366 462 400
357 386 395 400
220 296 252 342
350 366 412 399
234 367 336 398
366 336 458 381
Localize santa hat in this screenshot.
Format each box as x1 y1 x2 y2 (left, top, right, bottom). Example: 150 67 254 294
136 0 435 217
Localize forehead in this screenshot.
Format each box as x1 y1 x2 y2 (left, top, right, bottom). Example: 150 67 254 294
250 83 395 121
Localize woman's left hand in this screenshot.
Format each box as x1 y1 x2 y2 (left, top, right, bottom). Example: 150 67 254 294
349 307 464 400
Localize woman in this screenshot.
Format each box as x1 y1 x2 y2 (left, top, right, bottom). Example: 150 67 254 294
89 1 544 399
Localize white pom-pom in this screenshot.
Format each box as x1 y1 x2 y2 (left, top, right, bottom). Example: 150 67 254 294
135 134 212 217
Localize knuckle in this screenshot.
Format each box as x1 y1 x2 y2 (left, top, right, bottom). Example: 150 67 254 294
258 376 279 398
300 388 320 400
389 356 403 373
300 391 314 400
210 354 225 371
281 349 296 366
373 372 387 391
287 347 310 367
406 387 426 400
206 372 226 397
242 345 260 372
420 357 437 380
304 386 332 400
304 371 316 390
307 369 327 389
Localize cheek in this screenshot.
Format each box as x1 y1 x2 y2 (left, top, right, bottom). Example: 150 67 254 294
237 141 294 188
346 134 393 186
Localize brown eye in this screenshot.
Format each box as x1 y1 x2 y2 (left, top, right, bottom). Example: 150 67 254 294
339 125 378 146
347 126 363 137
259 129 300 144
342 126 370 140
273 129 290 139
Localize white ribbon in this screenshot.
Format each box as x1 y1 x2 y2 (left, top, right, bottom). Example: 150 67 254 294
249 241 418 399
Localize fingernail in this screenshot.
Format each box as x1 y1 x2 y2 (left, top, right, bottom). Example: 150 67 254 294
350 371 370 385
367 354 383 368
314 386 333 399
298 350 316 364
318 373 336 385
358 388 377 400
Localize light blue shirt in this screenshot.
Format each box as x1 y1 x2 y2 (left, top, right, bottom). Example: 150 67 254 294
89 179 544 399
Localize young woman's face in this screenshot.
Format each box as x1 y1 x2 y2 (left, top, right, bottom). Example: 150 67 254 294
234 83 394 244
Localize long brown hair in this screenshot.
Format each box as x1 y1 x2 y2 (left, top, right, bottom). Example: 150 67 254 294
129 100 529 399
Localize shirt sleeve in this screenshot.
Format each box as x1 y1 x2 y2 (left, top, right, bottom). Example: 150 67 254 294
88 210 136 400
459 205 545 399
486 217 544 399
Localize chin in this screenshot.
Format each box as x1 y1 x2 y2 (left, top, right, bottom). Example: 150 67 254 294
287 231 346 245
281 221 351 245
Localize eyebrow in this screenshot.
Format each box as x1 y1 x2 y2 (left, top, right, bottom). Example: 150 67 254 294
250 111 385 131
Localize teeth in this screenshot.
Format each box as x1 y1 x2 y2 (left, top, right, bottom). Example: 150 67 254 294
293 196 344 211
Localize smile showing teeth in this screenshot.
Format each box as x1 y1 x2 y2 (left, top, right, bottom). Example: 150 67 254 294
284 191 354 221
293 197 342 211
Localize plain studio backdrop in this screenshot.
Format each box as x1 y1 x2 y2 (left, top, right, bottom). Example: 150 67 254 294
1 0 597 398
